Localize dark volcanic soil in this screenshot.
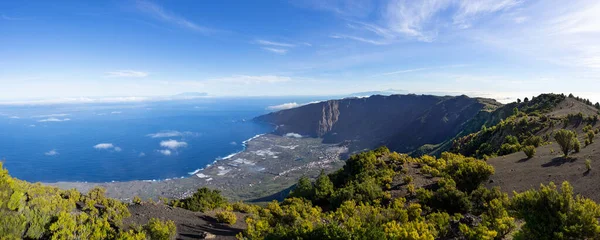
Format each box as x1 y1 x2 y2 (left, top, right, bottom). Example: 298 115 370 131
486 132 600 202
125 203 246 240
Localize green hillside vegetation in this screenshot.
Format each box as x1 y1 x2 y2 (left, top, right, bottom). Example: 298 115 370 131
3 146 600 239
451 94 599 159
234 147 600 239
415 93 567 157
0 162 174 239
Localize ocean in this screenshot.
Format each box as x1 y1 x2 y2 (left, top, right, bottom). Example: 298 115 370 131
0 97 321 183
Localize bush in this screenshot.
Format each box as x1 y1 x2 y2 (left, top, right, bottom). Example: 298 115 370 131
499 143 520 156
511 182 600 239
523 146 536 159
441 153 495 193
144 218 177 240
132 196 142 205
403 175 413 184
289 176 315 200
586 159 592 171
554 129 578 156
523 136 543 147
232 201 259 215
587 130 595 145
216 211 237 225
180 187 227 212
574 138 581 153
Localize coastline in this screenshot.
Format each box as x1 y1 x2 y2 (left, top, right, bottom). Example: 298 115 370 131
187 133 266 177
49 134 348 202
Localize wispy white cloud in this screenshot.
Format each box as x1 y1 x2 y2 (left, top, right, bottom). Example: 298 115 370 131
34 113 69 118
373 64 469 77
452 0 523 27
94 143 114 150
261 47 288 55
45 149 59 156
147 130 199 138
160 139 188 150
266 102 301 111
110 111 122 114
1 14 26 21
38 117 71 122
285 133 303 138
136 0 213 34
325 0 522 44
256 39 305 54
93 143 122 152
210 75 291 84
9 116 20 119
330 34 388 45
256 40 296 48
105 70 148 78
157 149 172 156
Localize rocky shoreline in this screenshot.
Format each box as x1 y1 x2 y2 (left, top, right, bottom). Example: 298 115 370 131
50 134 347 202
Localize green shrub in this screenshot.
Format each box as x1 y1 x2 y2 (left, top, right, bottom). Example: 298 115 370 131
314 171 334 202
419 179 471 214
523 146 536 159
523 136 543 147
554 129 578 156
144 218 177 240
587 130 595 145
232 201 259 215
511 181 600 239
216 211 237 225
499 143 520 155
441 153 495 193
289 176 315 200
132 196 142 205
586 159 592 171
180 187 227 212
574 138 581 153
403 175 413 184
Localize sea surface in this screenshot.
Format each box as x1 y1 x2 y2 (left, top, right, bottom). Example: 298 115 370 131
0 97 322 183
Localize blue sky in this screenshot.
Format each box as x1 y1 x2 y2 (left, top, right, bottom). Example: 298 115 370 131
1 0 600 103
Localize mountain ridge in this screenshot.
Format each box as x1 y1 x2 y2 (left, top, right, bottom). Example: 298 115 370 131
255 94 503 155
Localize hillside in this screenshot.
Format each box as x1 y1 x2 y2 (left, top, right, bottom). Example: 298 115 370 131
255 94 502 155
5 93 600 239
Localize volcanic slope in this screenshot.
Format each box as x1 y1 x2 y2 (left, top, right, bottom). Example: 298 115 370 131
449 95 600 201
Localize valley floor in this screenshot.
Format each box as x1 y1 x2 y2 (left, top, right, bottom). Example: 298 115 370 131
51 134 347 202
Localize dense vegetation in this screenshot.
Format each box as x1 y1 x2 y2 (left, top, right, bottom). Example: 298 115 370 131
233 147 600 239
0 162 175 239
451 93 600 159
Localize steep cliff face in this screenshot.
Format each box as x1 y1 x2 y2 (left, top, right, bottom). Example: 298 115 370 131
255 94 502 155
318 101 339 137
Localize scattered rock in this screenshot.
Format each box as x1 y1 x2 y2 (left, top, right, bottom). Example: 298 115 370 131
200 232 216 239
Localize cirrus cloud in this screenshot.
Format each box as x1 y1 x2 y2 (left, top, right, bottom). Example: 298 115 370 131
38 117 71 122
105 70 148 78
